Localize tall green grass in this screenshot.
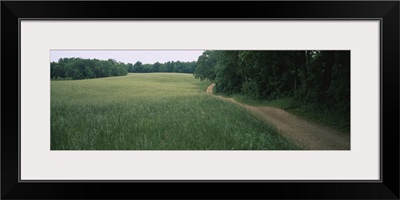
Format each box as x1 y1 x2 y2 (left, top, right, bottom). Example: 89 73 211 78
51 73 298 150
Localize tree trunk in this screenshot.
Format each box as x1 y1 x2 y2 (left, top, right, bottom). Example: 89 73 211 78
301 51 308 97
319 51 335 101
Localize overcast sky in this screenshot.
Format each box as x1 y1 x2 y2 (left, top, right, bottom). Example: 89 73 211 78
50 50 205 64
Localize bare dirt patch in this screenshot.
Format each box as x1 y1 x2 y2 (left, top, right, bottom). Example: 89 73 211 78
206 83 350 150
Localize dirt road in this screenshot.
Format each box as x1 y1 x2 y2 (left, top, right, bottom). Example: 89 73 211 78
206 83 350 150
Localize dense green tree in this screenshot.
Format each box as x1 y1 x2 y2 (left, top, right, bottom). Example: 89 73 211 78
51 57 128 80
152 62 161 72
126 63 134 72
126 60 197 73
131 61 143 72
164 61 174 72
194 50 217 81
193 50 350 119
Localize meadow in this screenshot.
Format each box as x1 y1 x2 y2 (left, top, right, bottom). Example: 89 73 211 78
51 73 299 150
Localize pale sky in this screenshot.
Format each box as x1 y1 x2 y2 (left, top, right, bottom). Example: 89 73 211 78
50 50 205 64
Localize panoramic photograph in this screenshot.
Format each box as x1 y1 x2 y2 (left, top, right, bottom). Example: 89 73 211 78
50 50 350 150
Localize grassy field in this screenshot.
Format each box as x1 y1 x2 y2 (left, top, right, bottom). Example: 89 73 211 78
51 73 299 150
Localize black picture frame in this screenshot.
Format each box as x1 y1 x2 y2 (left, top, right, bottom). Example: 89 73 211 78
2 1 399 199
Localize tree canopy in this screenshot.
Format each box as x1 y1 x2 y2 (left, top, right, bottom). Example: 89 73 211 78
51 58 198 80
127 60 197 73
193 50 350 118
51 58 128 80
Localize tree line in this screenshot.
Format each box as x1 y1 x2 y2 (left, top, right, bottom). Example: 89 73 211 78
193 50 350 120
51 58 197 80
127 61 196 73
51 58 128 80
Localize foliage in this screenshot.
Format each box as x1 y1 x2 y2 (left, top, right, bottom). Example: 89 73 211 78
128 60 197 73
51 58 128 80
193 50 217 81
51 58 198 80
193 50 350 131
